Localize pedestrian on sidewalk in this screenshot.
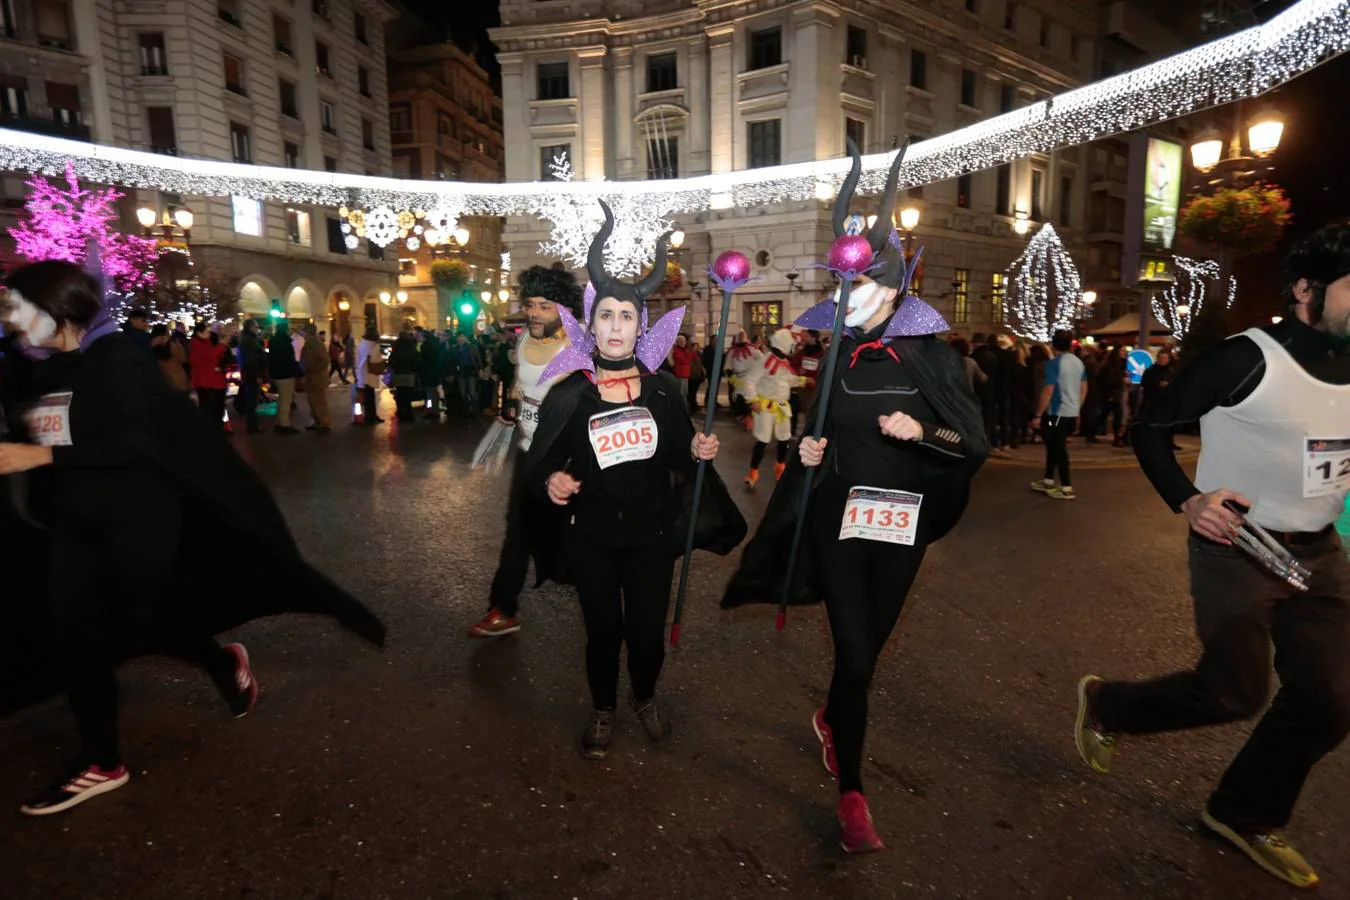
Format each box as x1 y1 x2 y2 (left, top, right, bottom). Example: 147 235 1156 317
354 325 384 425
1074 224 1350 890
236 320 267 433
1030 329 1087 500
267 322 301 435
299 324 331 433
327 331 348 384
189 322 229 432
0 260 385 817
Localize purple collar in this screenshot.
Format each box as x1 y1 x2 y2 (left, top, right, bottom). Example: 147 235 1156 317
792 295 950 340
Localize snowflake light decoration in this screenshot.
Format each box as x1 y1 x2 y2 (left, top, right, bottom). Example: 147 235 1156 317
364 207 400 248
1004 224 1082 343
1152 256 1238 342
535 151 677 277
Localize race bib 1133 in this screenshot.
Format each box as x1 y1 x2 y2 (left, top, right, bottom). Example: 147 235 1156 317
839 486 923 546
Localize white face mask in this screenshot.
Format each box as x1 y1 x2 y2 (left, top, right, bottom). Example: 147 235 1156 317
3 290 58 345
833 280 888 328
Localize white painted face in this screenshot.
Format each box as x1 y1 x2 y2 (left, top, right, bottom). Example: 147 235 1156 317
2 289 58 346
831 277 896 328
590 297 640 360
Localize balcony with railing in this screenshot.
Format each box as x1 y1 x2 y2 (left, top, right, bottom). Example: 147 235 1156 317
0 111 90 141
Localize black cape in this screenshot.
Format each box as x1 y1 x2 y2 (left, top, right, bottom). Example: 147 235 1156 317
1 333 384 717
721 333 988 609
522 369 747 585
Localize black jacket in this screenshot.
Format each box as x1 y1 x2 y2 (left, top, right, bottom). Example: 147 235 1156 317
0 333 384 717
522 369 746 584
722 333 988 609
268 331 301 379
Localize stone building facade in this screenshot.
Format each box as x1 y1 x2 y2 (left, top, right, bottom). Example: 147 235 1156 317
491 0 1187 342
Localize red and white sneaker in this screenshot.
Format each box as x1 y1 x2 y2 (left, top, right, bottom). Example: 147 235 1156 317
224 642 258 718
467 607 521 639
19 764 130 816
837 790 884 854
811 706 839 777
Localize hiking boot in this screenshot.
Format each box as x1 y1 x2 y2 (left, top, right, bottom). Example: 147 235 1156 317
467 607 520 639
630 693 672 745
812 706 839 778
19 763 130 816
1200 809 1319 889
1074 675 1116 774
837 791 884 853
581 708 615 760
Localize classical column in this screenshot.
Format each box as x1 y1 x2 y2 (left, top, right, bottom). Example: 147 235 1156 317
498 53 531 182
789 4 838 163
707 24 734 174
687 35 710 175
613 47 635 178
577 46 609 181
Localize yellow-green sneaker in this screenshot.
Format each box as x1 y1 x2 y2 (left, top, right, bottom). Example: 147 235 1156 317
1074 675 1116 774
1199 810 1319 889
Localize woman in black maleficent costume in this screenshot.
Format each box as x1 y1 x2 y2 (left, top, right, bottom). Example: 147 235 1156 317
524 202 746 760
0 260 384 817
722 142 988 852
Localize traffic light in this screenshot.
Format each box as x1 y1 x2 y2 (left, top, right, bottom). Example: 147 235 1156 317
458 290 478 319
269 300 284 320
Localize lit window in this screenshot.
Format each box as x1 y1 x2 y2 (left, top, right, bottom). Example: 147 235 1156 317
286 207 311 246
232 196 262 236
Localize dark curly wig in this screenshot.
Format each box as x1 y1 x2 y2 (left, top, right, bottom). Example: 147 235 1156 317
518 264 584 318
1284 222 1350 320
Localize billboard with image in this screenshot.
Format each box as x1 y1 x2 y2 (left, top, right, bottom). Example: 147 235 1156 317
1142 137 1182 251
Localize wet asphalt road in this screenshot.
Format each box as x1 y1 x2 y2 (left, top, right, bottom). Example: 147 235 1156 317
2 392 1346 900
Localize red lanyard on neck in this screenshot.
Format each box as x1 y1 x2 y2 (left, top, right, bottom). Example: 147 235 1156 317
586 370 638 403
849 339 899 368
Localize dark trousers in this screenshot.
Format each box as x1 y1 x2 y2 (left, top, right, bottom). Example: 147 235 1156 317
394 385 416 420
1042 415 1076 487
687 378 702 410
238 381 260 431
811 501 926 794
329 360 347 383
361 385 379 422
982 401 999 448
750 440 789 469
1096 532 1350 831
569 537 676 710
197 388 226 431
488 458 530 617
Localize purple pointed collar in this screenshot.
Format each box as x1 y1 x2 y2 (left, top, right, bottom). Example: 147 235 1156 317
793 295 949 339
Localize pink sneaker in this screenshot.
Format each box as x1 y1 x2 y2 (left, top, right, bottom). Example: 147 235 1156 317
837 791 884 854
224 643 258 718
811 706 839 778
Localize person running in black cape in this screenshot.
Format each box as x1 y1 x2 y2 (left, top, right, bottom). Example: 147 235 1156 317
721 144 987 853
521 201 746 760
0 260 384 816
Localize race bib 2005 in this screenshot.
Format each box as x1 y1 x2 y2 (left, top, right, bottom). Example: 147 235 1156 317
24 392 73 447
839 486 923 546
588 406 658 470
1303 437 1350 498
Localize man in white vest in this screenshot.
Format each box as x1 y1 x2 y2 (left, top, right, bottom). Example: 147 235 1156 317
468 264 580 638
1074 224 1350 889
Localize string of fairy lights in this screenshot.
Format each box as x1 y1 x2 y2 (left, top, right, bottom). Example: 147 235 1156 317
1003 224 1083 343
1151 256 1238 341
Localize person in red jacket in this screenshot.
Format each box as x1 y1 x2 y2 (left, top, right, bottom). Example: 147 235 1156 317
189 323 230 431
789 328 824 435
671 333 697 412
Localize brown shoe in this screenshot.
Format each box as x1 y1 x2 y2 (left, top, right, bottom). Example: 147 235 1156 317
467 607 520 638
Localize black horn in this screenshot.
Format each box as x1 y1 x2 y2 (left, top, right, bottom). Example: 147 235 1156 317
634 231 674 299
586 199 617 294
865 135 912 252
831 136 864 238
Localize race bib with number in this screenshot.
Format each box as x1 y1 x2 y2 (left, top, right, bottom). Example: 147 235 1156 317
519 396 541 428
838 486 923 546
588 406 659 470
801 357 819 372
24 392 73 447
1302 437 1350 498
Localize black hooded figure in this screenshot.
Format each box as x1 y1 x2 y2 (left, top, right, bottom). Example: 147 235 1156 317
521 200 746 761
721 138 988 853
0 260 384 817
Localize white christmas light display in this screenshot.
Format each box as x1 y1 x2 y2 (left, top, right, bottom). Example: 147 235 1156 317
1005 224 1083 343
0 0 1341 214
1152 256 1238 341
536 152 677 276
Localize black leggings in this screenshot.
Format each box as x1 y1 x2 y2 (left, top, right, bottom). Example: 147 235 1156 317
750 440 789 469
569 538 676 710
1041 415 1077 487
197 388 226 431
810 502 926 794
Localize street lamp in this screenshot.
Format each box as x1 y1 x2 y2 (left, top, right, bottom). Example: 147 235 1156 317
785 271 802 292
670 229 685 251
396 290 408 304
379 290 393 306
1247 106 1285 158
898 206 921 232
452 225 471 249
1013 210 1030 236
137 203 194 244
337 298 351 312
1189 102 1284 179
498 288 510 303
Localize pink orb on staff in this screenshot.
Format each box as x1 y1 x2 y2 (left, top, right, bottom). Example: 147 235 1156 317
828 234 874 275
712 250 751 284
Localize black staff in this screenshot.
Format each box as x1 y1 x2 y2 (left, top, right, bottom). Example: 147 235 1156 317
776 136 911 629
671 252 751 646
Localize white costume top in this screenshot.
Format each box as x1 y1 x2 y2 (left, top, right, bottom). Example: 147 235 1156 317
513 331 569 451
1195 327 1350 531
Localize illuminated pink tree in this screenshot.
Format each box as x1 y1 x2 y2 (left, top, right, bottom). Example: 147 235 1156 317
8 162 158 294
